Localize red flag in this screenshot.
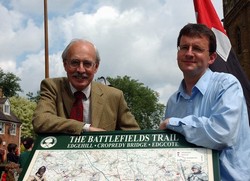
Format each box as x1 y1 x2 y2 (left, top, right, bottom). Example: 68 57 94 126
193 0 250 124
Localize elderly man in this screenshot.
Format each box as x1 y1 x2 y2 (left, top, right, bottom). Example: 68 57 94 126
33 39 140 135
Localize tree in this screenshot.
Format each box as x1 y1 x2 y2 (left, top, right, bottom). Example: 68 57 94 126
9 96 37 138
0 68 22 97
26 91 41 103
107 76 165 130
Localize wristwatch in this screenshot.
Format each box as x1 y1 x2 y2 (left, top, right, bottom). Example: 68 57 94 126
83 123 91 132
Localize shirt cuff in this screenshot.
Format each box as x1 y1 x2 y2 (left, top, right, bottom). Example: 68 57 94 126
82 123 91 132
167 118 184 133
168 118 181 126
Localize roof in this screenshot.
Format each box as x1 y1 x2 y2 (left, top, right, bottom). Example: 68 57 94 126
0 98 21 124
0 111 21 124
0 97 7 104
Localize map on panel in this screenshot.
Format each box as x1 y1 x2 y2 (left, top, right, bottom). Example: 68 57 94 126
24 148 211 180
19 130 219 181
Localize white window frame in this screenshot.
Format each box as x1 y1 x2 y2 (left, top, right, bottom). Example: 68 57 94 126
3 100 11 115
9 123 16 135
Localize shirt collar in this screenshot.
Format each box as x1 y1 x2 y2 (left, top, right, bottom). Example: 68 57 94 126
195 69 212 95
70 83 91 100
176 69 212 100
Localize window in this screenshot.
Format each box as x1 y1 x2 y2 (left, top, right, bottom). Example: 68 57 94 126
0 122 5 134
3 100 10 115
9 123 16 135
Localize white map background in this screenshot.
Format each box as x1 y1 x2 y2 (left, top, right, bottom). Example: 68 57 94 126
23 148 213 181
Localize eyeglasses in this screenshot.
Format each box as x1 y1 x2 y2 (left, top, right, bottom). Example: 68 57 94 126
67 59 96 69
177 45 209 54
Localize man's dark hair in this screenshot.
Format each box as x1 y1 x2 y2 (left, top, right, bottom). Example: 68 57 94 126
7 143 17 153
23 137 34 149
177 23 217 53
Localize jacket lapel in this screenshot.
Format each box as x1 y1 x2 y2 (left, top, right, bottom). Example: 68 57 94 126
91 82 105 127
61 78 74 118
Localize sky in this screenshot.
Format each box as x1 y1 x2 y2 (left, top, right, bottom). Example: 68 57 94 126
0 0 223 104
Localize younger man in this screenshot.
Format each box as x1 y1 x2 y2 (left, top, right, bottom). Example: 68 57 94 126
159 23 250 180
19 137 34 168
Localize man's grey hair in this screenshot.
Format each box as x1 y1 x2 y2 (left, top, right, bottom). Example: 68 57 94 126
61 39 101 64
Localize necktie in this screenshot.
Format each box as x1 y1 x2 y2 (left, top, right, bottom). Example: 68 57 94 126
70 91 85 122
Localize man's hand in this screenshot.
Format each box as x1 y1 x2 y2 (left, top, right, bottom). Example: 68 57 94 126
89 126 106 132
159 118 170 130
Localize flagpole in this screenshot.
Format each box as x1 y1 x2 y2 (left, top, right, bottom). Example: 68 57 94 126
44 0 49 78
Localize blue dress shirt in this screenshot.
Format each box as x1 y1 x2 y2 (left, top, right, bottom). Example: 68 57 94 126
165 69 250 181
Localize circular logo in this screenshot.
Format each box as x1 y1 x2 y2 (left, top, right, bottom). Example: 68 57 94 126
40 136 57 148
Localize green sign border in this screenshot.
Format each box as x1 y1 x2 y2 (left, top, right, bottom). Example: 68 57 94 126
19 130 220 180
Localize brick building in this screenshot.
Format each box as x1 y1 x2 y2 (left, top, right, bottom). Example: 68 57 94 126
223 0 250 79
0 89 22 158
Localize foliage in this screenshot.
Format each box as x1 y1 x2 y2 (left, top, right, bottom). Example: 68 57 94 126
107 76 165 130
26 91 41 103
9 96 37 138
0 68 22 97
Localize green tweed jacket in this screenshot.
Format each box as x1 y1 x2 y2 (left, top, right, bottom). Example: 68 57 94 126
32 77 140 135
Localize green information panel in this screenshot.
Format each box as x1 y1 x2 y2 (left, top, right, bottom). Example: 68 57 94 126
19 130 220 180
